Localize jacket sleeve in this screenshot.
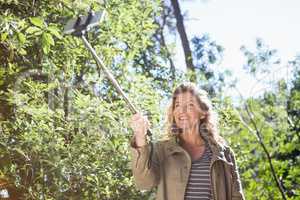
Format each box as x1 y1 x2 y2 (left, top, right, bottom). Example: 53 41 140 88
130 138 160 190
229 148 246 200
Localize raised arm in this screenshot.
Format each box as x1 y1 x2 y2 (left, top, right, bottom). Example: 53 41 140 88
129 113 160 190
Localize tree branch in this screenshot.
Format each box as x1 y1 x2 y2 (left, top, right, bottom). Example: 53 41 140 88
234 88 287 200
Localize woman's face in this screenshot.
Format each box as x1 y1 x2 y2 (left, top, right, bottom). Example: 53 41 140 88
173 92 206 131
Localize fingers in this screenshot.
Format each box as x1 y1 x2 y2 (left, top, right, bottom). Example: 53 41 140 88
129 113 150 136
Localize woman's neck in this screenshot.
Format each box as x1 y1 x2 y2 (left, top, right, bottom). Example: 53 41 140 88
179 129 206 161
179 126 205 147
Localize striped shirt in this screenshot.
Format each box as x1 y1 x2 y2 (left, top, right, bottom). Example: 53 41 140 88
184 143 213 200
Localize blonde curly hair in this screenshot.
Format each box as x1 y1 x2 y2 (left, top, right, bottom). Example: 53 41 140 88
165 82 226 148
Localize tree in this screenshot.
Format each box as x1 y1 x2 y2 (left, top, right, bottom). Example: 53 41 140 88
170 0 195 74
0 0 160 199
218 39 299 199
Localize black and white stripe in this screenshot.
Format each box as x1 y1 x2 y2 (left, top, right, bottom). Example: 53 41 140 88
184 143 213 200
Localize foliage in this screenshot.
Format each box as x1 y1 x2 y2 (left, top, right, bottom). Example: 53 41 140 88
0 0 160 199
0 1 299 200
191 34 226 95
218 40 300 199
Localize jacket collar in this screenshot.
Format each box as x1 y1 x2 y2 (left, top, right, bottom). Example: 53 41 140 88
164 136 233 166
165 137 184 156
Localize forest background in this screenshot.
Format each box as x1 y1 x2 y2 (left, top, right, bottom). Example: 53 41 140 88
0 0 299 199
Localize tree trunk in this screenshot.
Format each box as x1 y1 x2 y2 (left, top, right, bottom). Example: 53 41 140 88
170 0 195 81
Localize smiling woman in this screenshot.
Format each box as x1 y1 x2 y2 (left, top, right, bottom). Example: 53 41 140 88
130 82 245 200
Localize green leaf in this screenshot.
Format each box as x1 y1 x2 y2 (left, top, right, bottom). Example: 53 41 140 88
19 48 27 55
47 25 62 39
29 17 45 28
25 26 41 35
42 33 54 54
42 43 50 54
1 32 8 41
17 32 26 44
42 32 54 46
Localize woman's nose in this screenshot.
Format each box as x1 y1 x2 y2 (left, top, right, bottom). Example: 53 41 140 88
179 104 188 113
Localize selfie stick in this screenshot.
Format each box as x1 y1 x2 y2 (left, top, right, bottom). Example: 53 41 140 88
63 10 153 139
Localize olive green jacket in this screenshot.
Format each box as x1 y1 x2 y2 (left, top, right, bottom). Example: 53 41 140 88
131 137 245 200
